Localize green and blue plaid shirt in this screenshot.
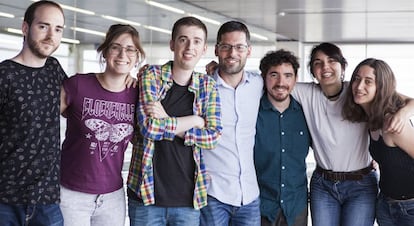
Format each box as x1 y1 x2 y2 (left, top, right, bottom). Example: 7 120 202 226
127 61 222 209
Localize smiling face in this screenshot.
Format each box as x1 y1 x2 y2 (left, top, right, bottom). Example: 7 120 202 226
170 25 207 71
311 50 343 87
352 65 377 111
265 63 297 103
104 33 138 76
215 31 251 76
23 5 64 59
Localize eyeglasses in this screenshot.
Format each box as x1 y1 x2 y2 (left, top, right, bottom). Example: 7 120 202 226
108 43 138 57
216 43 249 52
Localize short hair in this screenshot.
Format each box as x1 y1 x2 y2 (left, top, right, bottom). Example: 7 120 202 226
342 58 405 130
216 21 250 45
259 49 300 79
308 42 347 77
24 0 64 26
97 24 146 65
171 16 207 41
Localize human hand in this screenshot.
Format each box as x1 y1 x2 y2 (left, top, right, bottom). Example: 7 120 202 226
384 112 404 134
144 101 169 118
206 60 218 75
124 72 137 88
193 115 205 129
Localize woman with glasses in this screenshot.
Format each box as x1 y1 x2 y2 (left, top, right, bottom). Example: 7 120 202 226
59 24 145 226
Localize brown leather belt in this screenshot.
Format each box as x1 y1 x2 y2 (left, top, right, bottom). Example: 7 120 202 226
315 165 374 181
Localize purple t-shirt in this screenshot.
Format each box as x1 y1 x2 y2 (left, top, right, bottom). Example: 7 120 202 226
61 73 137 194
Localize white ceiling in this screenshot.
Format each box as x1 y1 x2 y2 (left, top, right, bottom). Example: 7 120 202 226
1 0 414 45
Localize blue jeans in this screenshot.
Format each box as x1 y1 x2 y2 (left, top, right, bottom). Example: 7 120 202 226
0 203 63 226
310 170 378 226
376 192 414 226
200 195 260 226
128 198 200 226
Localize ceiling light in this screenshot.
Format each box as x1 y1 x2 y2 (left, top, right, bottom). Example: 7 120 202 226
5 28 80 44
189 14 220 25
61 38 80 44
60 4 95 15
145 0 185 14
0 12 15 18
101 15 141 27
5 28 22 34
71 27 106 36
251 33 269 41
143 25 171 34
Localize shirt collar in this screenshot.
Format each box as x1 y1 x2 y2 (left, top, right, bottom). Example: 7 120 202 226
161 60 201 92
261 94 302 112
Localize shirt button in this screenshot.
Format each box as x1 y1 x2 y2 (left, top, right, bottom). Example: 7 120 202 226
282 149 285 153
281 131 285 135
300 131 303 135
282 166 285 170
281 200 284 203
281 184 285 187
280 114 284 118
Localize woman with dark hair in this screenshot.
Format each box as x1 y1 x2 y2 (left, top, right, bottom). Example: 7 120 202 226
59 24 145 226
343 58 414 226
291 43 413 226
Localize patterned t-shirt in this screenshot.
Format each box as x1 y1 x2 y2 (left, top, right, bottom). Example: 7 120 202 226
0 57 67 204
60 74 137 194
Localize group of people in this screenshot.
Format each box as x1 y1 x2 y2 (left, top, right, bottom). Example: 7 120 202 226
0 1 413 226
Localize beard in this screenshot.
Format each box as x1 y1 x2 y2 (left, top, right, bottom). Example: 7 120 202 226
219 57 246 75
268 85 290 102
27 30 58 59
271 93 290 102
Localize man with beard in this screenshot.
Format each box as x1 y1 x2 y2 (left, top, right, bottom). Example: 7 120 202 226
254 50 311 226
0 1 66 225
200 21 263 226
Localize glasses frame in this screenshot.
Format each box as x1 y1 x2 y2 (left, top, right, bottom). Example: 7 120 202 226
108 43 138 57
216 43 249 52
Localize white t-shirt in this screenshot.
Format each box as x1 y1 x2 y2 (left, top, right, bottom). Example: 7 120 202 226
292 82 372 172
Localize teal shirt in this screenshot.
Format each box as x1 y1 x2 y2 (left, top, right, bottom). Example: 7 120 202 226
254 94 311 225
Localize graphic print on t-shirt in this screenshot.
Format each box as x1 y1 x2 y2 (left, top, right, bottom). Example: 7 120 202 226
82 97 134 161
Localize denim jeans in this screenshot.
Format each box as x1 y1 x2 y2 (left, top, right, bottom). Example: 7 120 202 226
310 170 378 226
200 195 260 226
128 198 200 226
376 192 414 226
60 186 125 226
0 203 63 226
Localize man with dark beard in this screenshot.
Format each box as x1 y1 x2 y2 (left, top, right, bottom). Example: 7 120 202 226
200 21 263 226
254 50 311 226
0 1 67 225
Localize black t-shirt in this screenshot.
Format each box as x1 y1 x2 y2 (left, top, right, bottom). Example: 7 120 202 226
0 57 67 204
153 82 195 207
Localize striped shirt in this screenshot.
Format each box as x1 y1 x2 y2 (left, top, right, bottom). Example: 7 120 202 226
127 61 222 209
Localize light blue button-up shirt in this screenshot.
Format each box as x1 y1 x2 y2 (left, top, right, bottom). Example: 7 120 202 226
204 70 263 206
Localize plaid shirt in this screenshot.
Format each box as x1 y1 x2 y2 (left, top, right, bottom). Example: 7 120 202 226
127 61 222 209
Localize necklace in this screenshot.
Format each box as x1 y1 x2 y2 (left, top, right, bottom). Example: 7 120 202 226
326 82 344 99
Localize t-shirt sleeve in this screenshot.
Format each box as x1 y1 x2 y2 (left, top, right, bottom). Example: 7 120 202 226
62 74 80 107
